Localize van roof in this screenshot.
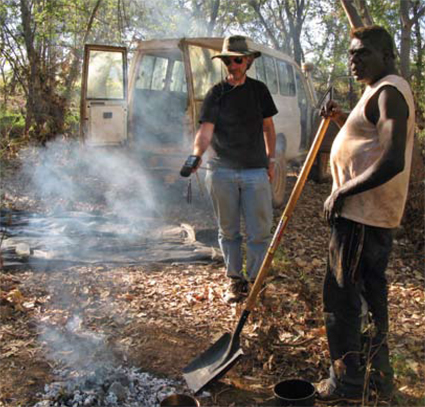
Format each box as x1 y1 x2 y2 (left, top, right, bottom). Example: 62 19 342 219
135 37 297 66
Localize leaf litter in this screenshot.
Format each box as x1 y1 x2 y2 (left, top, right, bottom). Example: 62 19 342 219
0 160 424 406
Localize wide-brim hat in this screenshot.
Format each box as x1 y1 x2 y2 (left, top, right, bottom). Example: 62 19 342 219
212 35 261 60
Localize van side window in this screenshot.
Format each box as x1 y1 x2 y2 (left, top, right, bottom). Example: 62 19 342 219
277 60 296 96
264 56 278 94
136 55 169 91
170 60 187 93
295 71 307 106
255 56 277 94
189 46 223 99
254 57 267 84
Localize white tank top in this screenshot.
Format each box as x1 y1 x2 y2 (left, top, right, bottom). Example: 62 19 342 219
330 75 415 228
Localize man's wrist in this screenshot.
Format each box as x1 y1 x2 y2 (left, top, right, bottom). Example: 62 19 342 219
269 157 276 163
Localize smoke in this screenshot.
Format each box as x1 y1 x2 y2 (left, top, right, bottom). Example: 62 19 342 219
40 314 109 372
18 139 161 383
130 0 211 38
26 139 159 221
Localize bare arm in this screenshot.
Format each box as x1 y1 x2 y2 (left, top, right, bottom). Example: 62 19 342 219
191 122 215 172
263 116 277 182
324 86 408 223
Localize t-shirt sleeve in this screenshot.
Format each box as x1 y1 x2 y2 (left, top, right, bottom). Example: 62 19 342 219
199 86 219 124
260 82 278 118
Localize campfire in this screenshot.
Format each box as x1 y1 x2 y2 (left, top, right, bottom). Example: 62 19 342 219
1 143 218 406
1 209 215 406
30 314 187 406
34 365 184 406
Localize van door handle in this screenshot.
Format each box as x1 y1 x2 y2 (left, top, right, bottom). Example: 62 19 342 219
103 112 113 119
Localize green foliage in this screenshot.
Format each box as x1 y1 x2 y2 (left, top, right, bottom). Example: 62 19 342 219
303 2 351 94
0 0 424 150
64 107 80 134
0 111 25 136
0 109 27 157
368 0 400 39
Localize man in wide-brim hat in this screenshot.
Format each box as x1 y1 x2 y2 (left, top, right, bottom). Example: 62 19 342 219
211 35 261 61
186 35 278 303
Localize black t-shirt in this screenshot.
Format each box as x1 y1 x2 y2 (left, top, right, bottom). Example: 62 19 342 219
199 77 278 169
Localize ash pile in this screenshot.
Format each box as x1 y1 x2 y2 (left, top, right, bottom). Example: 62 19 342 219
32 317 188 406
33 365 184 407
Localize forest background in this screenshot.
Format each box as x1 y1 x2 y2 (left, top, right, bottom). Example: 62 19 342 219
0 0 424 145
0 2 424 406
0 0 424 244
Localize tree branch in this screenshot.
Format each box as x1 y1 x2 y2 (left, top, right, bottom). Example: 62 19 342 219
356 0 374 26
207 0 220 36
400 0 411 28
340 0 364 28
82 0 103 45
248 0 281 50
411 2 425 26
63 0 102 97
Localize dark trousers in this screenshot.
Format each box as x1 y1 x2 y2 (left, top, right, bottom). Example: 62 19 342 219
323 217 394 395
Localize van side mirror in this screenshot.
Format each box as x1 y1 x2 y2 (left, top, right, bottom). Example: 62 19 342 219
301 63 314 73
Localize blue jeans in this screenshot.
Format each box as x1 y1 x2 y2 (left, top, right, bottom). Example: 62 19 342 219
205 166 272 281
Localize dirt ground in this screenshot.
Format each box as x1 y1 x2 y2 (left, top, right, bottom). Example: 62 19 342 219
0 154 424 407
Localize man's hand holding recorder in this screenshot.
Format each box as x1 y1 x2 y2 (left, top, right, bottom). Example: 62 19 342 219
180 155 201 177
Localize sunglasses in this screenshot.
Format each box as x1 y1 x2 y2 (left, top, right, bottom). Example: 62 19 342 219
222 57 244 66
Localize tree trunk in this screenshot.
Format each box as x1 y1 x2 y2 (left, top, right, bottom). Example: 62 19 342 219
413 5 423 94
20 0 37 133
0 61 8 107
283 0 304 65
248 0 283 51
340 0 363 28
63 0 103 103
355 0 374 25
20 0 50 138
399 0 425 80
399 0 412 79
207 0 220 36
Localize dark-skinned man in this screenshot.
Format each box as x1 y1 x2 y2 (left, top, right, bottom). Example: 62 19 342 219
316 26 415 404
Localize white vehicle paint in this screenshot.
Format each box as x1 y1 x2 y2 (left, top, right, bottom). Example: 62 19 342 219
80 38 328 207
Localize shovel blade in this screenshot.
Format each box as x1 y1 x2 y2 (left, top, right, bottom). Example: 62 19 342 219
183 332 244 394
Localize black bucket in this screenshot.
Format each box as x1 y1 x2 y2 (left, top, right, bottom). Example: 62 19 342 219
273 379 316 406
160 394 200 407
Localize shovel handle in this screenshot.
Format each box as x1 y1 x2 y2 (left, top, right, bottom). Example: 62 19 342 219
245 117 331 311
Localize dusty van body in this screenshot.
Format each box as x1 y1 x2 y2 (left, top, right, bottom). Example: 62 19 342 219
80 38 326 207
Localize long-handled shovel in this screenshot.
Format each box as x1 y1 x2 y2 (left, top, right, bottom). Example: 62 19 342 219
183 117 331 394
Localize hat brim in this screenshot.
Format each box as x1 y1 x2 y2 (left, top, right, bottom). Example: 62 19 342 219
212 50 261 60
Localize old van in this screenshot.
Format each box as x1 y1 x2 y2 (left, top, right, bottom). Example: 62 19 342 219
80 38 328 207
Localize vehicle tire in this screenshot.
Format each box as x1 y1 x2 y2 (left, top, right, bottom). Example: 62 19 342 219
310 152 329 183
271 152 287 209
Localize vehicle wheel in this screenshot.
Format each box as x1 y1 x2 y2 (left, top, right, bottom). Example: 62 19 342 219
310 152 329 183
271 154 287 209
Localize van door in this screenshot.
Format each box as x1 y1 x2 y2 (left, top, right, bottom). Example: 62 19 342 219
295 69 313 150
80 45 128 146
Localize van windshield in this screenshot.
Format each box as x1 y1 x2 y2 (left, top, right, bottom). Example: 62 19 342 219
189 46 223 99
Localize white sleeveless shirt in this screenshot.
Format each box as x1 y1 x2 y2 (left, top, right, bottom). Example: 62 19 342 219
330 75 415 228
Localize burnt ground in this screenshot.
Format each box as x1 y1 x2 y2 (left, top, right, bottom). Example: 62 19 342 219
0 151 424 407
